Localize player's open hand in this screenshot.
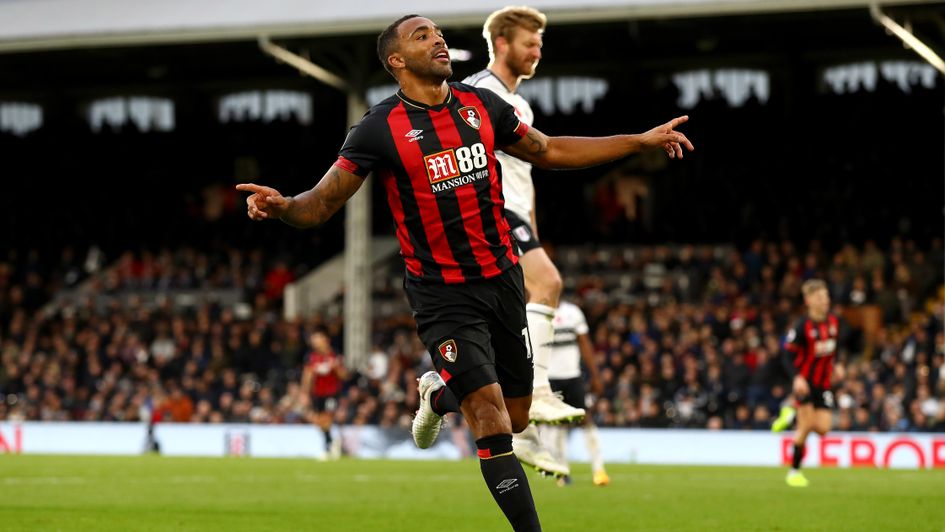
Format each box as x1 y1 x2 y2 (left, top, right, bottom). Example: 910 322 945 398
236 183 290 221
641 115 695 159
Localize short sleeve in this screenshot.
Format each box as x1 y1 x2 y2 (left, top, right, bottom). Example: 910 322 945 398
783 321 807 352
572 306 590 336
476 87 528 147
335 114 384 178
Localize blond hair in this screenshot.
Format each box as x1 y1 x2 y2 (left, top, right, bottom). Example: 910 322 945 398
482 6 547 58
801 279 827 296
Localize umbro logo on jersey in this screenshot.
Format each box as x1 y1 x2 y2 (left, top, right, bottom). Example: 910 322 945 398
405 129 424 142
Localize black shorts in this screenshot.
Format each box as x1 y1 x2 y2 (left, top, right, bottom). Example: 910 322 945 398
404 265 533 403
799 387 835 410
549 377 587 410
505 210 542 255
313 395 339 412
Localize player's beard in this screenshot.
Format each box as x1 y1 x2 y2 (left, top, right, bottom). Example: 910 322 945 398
506 48 538 80
405 54 453 82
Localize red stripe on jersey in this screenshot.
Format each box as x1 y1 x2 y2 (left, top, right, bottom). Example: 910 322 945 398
823 316 839 388
379 168 423 277
388 104 465 283
454 90 518 266
799 320 816 379
477 448 492 459
439 368 452 383
428 107 502 278
813 322 830 387
812 357 826 389
333 156 360 176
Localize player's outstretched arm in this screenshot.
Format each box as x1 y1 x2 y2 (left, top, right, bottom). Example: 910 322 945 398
503 116 694 170
236 166 365 228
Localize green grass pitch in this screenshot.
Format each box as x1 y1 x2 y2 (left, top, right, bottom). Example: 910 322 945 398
1 455 943 531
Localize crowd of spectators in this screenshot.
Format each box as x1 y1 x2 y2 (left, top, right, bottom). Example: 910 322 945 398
2 15 941 440
554 238 944 432
1 237 942 434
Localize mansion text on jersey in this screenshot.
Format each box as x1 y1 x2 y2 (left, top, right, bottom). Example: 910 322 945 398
431 169 490 193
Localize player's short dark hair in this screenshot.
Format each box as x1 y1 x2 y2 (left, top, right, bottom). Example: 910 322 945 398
377 14 422 77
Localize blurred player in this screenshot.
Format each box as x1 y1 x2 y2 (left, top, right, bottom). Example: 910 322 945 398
238 13 692 530
464 5 581 479
542 300 609 486
781 279 845 487
300 330 346 460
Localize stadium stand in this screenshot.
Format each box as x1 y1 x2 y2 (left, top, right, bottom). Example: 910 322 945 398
1 238 942 433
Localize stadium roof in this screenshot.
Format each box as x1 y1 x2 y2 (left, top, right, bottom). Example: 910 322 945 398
0 0 940 52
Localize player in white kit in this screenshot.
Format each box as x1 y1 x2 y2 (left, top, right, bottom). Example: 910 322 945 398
543 300 609 486
465 6 584 479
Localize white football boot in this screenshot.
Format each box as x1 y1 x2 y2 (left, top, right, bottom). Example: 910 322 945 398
412 371 446 449
529 385 585 425
513 424 570 478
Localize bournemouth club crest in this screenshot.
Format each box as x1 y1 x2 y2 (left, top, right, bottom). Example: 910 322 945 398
458 106 481 130
438 339 458 363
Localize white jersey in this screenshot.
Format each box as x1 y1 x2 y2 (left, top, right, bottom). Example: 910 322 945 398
548 301 590 380
463 69 535 223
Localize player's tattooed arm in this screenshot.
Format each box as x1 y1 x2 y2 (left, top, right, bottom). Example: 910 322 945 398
503 127 550 165
280 166 364 228
503 117 694 170
236 166 364 228
523 128 549 156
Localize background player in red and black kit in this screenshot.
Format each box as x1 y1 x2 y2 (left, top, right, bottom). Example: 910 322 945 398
300 330 345 460
237 14 693 531
782 279 846 487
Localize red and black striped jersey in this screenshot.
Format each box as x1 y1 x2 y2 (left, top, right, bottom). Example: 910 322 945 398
334 82 528 284
783 314 841 389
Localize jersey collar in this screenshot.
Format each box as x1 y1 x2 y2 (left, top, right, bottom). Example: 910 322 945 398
397 86 453 111
486 69 515 93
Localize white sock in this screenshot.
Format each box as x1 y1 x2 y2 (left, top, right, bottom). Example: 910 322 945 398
555 426 568 464
583 423 605 473
538 425 566 462
538 425 556 457
526 303 556 388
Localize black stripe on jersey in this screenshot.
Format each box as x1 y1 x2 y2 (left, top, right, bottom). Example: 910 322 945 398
407 109 483 280
548 341 578 348
388 166 442 279
448 98 514 271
